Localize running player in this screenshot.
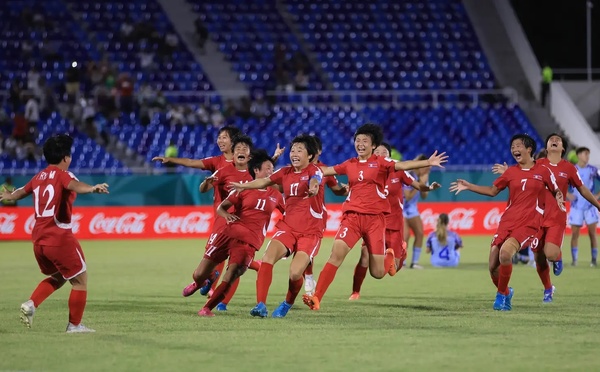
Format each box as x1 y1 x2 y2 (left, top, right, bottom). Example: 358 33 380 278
427 213 463 268
404 154 430 269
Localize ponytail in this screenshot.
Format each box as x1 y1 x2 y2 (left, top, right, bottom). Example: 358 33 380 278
436 213 449 245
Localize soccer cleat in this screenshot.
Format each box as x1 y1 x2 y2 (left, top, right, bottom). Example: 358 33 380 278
504 288 514 311
199 271 220 296
348 292 360 301
20 300 35 328
386 248 397 276
591 259 597 267
250 302 268 318
198 307 215 317
410 263 424 269
216 303 227 311
66 323 96 333
304 276 316 295
272 301 293 318
571 261 577 267
182 282 199 297
552 260 563 276
397 243 408 271
302 294 320 310
493 292 507 311
543 285 556 303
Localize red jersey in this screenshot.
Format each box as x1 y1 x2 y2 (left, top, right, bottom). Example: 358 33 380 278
385 170 416 230
202 154 233 173
316 161 340 232
538 158 583 227
222 188 284 250
23 165 78 245
269 163 324 236
333 154 395 215
493 163 559 232
211 163 253 231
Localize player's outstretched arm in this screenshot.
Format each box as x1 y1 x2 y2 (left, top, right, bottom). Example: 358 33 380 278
319 166 337 177
449 179 499 197
67 180 109 194
411 179 442 193
199 174 217 193
330 183 349 196
394 151 448 171
492 162 508 175
216 200 240 223
0 187 30 202
151 156 207 169
230 178 275 192
576 185 600 210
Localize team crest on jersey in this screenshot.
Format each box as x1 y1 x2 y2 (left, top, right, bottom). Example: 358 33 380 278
391 178 400 183
558 172 568 178
268 196 278 203
368 163 378 168
533 174 542 180
300 176 309 181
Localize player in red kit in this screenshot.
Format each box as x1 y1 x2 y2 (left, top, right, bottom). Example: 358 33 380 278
450 134 564 311
349 142 438 300
230 134 323 318
0 134 109 333
492 133 600 303
303 124 447 311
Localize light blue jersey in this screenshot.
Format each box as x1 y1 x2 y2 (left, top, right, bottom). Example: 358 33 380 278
403 172 421 219
568 164 600 226
427 230 463 267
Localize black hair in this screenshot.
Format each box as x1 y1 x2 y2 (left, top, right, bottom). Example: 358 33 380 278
231 134 254 152
248 149 274 179
43 134 74 165
354 123 383 148
311 135 323 152
415 154 427 161
439 213 449 225
380 142 392 155
535 149 548 160
218 126 242 140
576 146 591 155
545 132 568 157
291 134 319 162
510 134 537 158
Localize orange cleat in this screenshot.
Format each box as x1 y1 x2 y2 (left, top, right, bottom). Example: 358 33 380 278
348 292 360 301
396 242 408 271
385 248 396 276
302 293 321 310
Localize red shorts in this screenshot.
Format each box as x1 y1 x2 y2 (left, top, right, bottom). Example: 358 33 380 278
203 232 256 267
491 225 538 249
336 212 386 255
34 238 86 280
271 221 321 259
531 225 565 252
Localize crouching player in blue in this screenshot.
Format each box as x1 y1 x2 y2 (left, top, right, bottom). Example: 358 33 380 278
426 213 463 267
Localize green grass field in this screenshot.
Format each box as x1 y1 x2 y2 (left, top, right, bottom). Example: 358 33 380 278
1 236 599 372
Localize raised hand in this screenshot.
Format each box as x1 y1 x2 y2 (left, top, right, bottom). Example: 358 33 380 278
555 191 566 212
449 179 470 195
229 182 246 194
492 162 508 175
93 183 110 194
152 156 170 163
0 190 11 202
273 143 286 159
305 182 319 198
428 151 448 168
428 182 442 191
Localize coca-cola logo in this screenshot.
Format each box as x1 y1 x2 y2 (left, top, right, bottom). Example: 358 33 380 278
24 213 83 234
89 212 147 234
483 208 503 230
421 208 476 230
0 213 17 234
153 212 212 234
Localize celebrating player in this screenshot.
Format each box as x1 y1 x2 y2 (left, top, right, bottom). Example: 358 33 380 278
567 146 600 267
0 134 109 333
426 213 463 268
404 154 430 269
450 134 563 311
349 142 435 300
230 134 323 318
303 124 446 311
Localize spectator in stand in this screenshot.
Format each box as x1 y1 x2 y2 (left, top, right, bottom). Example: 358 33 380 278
294 70 309 91
167 105 185 126
164 141 178 173
194 17 209 54
138 46 156 72
9 79 22 112
120 18 134 42
1 177 17 207
116 72 134 113
13 112 28 142
24 95 40 131
65 62 81 104
27 66 40 93
251 94 270 119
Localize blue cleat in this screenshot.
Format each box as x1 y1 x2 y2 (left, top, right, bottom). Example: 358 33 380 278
552 260 563 276
216 303 227 311
250 302 268 318
543 285 555 303
504 287 514 311
199 271 219 296
272 301 293 318
493 292 506 311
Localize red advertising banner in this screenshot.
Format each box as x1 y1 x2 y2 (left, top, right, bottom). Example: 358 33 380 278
0 202 593 241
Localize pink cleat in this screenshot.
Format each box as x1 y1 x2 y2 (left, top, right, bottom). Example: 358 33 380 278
348 292 360 301
182 282 199 297
198 307 215 317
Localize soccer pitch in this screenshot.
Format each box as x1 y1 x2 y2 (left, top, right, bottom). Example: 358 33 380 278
1 236 599 372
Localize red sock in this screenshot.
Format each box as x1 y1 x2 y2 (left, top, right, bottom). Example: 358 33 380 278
256 262 273 304
304 264 313 276
221 277 240 305
314 262 339 301
204 281 231 310
536 261 553 290
30 277 62 308
68 289 87 326
210 261 226 291
497 264 513 295
285 278 304 305
352 263 368 293
490 273 499 288
248 260 260 272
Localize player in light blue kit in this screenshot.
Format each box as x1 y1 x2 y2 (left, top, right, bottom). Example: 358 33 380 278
404 155 430 269
567 147 600 267
426 213 463 267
